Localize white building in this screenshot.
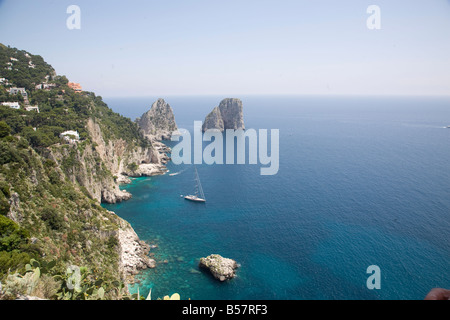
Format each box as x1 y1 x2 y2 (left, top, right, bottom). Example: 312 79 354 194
60 130 80 143
35 83 56 90
1 102 20 109
25 106 40 113
9 87 27 97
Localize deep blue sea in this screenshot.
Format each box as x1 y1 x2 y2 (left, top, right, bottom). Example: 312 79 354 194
102 95 450 300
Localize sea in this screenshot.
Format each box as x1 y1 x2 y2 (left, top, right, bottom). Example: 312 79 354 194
102 95 450 300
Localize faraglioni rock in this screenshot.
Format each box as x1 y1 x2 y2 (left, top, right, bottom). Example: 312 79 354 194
138 98 178 140
202 98 245 132
199 254 239 281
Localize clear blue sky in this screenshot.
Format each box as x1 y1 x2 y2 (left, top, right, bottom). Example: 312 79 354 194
0 0 449 97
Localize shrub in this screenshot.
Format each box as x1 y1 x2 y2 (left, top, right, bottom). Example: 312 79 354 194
40 206 64 231
17 137 29 149
0 121 11 138
107 235 119 249
0 182 10 216
0 215 30 251
0 140 22 165
48 169 61 185
127 162 138 172
0 251 32 278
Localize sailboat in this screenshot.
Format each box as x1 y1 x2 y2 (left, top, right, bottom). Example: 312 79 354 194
184 167 206 203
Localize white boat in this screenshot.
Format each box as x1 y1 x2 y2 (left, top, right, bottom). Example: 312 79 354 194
184 167 206 203
184 195 206 202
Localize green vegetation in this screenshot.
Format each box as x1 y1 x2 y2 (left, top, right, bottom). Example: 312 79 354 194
0 181 10 215
0 121 11 138
90 93 149 147
0 44 55 92
0 215 40 278
40 206 64 231
0 43 156 299
127 162 139 172
0 258 120 300
0 135 123 284
0 257 181 300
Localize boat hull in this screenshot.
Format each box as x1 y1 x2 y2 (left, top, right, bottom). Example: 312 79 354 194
184 195 206 203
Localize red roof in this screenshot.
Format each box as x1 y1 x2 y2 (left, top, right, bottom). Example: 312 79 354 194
68 82 82 91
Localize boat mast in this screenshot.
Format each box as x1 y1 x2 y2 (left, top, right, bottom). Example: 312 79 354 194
194 166 205 200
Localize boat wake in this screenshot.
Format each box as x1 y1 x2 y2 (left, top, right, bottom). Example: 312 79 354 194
169 169 186 176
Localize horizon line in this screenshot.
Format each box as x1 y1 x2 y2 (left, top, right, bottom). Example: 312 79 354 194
100 93 450 99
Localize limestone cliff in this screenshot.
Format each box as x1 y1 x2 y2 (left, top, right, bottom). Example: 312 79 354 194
202 98 245 132
0 44 166 296
138 98 178 140
116 217 156 283
85 118 167 200
202 106 224 132
44 117 168 204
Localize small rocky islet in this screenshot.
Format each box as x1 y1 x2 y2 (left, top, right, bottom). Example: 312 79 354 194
198 254 239 282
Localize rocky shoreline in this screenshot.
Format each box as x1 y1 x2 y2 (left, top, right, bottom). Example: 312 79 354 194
114 143 170 285
116 218 156 284
112 106 174 285
112 98 244 287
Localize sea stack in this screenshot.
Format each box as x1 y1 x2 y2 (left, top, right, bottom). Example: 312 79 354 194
199 254 239 281
202 98 245 132
138 98 178 140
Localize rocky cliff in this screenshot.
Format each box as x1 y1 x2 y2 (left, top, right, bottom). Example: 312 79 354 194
138 98 178 140
0 44 175 298
202 98 245 132
44 117 169 204
202 106 224 132
116 217 156 283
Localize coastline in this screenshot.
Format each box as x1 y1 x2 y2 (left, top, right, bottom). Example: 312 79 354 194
112 141 171 288
116 216 156 285
99 96 450 300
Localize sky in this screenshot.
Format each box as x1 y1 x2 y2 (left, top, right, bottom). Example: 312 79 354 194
0 0 449 97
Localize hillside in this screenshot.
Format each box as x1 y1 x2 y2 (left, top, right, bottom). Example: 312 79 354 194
0 44 166 299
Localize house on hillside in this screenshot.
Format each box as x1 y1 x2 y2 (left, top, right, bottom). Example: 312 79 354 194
1 102 20 109
60 130 80 144
68 82 82 93
25 106 40 113
9 87 27 97
35 83 56 90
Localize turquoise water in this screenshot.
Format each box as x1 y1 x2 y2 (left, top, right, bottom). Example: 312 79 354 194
103 95 450 300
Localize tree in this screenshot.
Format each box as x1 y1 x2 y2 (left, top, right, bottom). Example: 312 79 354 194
127 162 138 172
40 206 64 231
0 215 30 251
0 121 11 138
